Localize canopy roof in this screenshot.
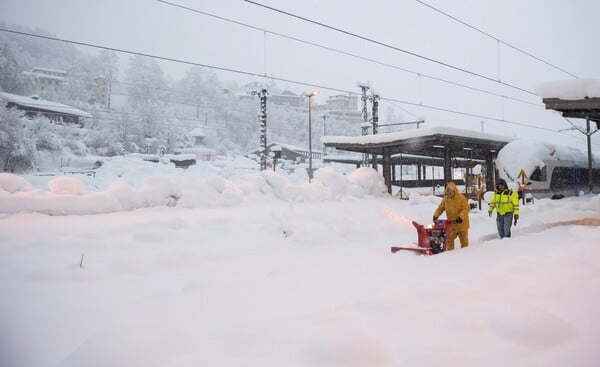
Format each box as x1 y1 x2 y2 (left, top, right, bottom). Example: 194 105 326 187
542 97 600 128
536 79 600 128
322 126 511 161
322 127 512 193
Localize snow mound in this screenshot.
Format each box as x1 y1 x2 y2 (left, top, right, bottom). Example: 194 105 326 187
0 173 34 193
47 176 87 195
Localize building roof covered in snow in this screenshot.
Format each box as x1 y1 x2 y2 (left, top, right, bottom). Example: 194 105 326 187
322 126 513 193
1 92 92 119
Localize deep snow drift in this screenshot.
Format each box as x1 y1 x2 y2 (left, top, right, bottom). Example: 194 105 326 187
1 157 599 367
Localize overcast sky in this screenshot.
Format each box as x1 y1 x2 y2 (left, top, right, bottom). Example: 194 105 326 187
1 0 599 145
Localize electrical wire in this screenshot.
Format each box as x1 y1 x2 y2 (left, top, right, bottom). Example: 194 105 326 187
382 100 421 120
379 95 561 133
414 0 579 78
243 0 538 96
157 0 542 108
0 27 569 134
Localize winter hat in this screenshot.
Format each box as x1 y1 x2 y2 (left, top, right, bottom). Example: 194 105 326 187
496 179 507 190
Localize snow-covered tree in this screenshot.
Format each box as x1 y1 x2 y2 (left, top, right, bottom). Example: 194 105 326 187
0 42 27 94
125 55 168 151
0 106 36 172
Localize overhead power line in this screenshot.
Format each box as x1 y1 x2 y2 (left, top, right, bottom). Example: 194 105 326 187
0 27 566 134
0 28 267 83
379 96 560 133
414 0 579 78
243 0 537 96
157 0 542 109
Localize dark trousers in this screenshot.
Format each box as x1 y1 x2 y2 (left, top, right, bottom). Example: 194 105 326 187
496 212 514 238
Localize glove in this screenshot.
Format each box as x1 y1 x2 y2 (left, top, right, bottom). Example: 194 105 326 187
433 216 438 222
514 214 519 225
488 211 492 217
455 217 463 224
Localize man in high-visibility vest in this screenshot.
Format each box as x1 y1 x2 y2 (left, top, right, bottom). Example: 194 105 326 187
488 179 520 238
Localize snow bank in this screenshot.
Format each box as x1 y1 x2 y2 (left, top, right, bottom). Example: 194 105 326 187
0 173 33 193
0 167 387 215
47 176 87 195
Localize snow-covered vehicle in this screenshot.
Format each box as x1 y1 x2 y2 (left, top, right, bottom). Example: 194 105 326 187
495 139 600 199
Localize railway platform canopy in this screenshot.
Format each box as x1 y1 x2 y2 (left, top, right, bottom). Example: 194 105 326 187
536 79 600 193
536 79 600 128
542 97 600 128
321 126 512 194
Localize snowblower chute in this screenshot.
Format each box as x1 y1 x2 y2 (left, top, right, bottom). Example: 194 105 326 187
391 220 451 255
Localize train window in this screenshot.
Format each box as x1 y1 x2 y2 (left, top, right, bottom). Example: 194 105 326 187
550 167 574 189
530 166 546 181
581 168 600 185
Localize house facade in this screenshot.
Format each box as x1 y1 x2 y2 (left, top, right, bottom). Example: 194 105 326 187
25 67 67 93
326 94 358 111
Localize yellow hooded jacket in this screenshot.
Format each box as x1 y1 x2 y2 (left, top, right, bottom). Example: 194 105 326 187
433 182 470 232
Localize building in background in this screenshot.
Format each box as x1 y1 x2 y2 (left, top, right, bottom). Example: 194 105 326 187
326 94 358 111
1 91 92 127
246 142 322 163
24 67 67 93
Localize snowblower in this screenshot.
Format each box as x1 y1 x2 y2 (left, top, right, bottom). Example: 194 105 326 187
391 219 451 255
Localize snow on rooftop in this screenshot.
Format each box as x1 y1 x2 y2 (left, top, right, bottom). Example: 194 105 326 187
0 92 92 118
188 127 206 137
247 142 322 155
24 71 66 82
535 78 600 100
31 67 67 74
321 126 513 145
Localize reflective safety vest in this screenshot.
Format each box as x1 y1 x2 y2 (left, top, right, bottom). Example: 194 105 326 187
488 189 520 215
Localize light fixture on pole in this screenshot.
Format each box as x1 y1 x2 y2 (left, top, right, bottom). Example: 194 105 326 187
306 90 319 183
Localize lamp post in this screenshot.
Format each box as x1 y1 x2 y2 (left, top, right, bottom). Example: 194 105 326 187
306 90 319 183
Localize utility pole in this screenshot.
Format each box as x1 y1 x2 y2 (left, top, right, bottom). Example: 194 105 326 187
369 92 379 168
322 114 329 155
358 83 370 124
586 118 593 193
251 88 268 171
358 82 371 165
370 93 379 135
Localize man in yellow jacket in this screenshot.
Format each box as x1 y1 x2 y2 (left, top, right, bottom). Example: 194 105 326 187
432 181 470 250
488 179 520 238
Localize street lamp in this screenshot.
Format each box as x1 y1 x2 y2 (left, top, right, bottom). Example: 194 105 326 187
306 90 319 183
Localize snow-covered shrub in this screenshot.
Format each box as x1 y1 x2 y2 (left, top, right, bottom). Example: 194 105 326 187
65 139 89 156
30 120 62 151
84 129 123 156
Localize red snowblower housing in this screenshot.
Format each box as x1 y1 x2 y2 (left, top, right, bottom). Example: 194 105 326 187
391 220 451 255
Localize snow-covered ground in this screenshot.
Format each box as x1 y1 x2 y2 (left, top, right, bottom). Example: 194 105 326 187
1 155 599 367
